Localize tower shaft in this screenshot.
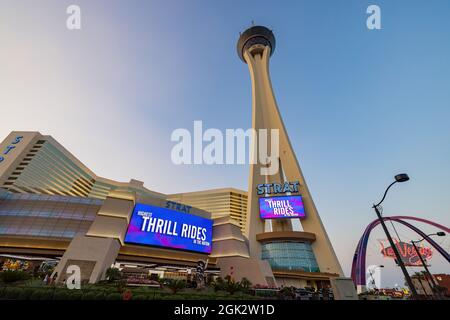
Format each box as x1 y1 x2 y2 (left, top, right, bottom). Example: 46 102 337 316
244 46 344 276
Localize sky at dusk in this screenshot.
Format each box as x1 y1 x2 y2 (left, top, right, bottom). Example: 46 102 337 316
0 0 449 286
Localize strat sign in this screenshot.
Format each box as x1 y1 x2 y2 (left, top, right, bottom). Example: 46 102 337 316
124 203 213 254
259 195 306 219
256 181 300 195
0 136 23 163
379 239 433 266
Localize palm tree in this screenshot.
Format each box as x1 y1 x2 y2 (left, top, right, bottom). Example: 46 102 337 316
223 276 241 295
166 279 186 294
212 277 225 292
240 277 252 292
105 267 122 282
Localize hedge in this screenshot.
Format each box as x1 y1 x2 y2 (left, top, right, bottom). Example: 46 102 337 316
82 291 98 300
0 271 31 283
105 292 121 300
0 285 260 300
30 289 44 300
18 288 34 300
53 290 70 300
5 287 22 299
94 292 106 300
67 290 82 300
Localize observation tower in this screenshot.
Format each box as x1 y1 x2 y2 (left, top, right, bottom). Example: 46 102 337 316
236 26 354 295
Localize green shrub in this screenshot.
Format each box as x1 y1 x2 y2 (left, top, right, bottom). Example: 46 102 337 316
94 292 105 300
212 277 225 292
0 270 31 283
40 289 54 300
105 267 122 282
13 287 24 299
0 286 6 297
106 292 121 300
166 279 187 294
185 294 203 300
4 287 22 299
150 293 163 300
82 291 98 300
132 294 147 300
240 277 252 292
223 276 242 295
53 290 70 300
67 290 82 300
18 288 34 300
30 289 43 300
0 286 9 298
165 294 185 300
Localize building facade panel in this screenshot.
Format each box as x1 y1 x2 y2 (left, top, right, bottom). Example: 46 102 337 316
0 191 102 240
168 188 248 233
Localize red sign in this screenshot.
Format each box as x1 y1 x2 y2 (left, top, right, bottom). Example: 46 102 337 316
379 239 433 266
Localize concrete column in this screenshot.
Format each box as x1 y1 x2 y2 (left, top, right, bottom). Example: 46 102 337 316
53 190 135 284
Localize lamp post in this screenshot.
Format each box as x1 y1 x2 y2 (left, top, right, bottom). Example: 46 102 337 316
411 232 446 299
373 173 418 299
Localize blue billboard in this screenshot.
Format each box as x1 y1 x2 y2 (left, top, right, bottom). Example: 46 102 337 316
124 203 213 254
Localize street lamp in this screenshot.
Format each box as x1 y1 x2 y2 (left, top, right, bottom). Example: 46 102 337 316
411 232 446 299
373 173 419 299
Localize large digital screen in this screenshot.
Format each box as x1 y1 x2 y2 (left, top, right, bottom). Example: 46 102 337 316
124 203 213 254
259 195 306 219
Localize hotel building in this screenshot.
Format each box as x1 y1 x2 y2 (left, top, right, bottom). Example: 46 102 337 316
0 26 357 298
0 131 162 199
168 188 247 233
0 130 343 291
0 131 243 283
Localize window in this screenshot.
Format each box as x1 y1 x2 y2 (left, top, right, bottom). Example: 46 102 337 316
0 194 101 239
261 241 320 273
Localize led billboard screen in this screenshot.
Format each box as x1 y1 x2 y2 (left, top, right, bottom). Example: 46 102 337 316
259 195 305 219
124 203 213 254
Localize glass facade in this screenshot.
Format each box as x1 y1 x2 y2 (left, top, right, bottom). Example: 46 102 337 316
2 136 161 200
0 190 102 239
261 241 320 272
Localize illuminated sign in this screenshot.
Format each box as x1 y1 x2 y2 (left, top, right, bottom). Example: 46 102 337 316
0 136 23 163
256 181 300 195
259 195 305 219
124 203 213 254
165 200 192 214
379 239 433 266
